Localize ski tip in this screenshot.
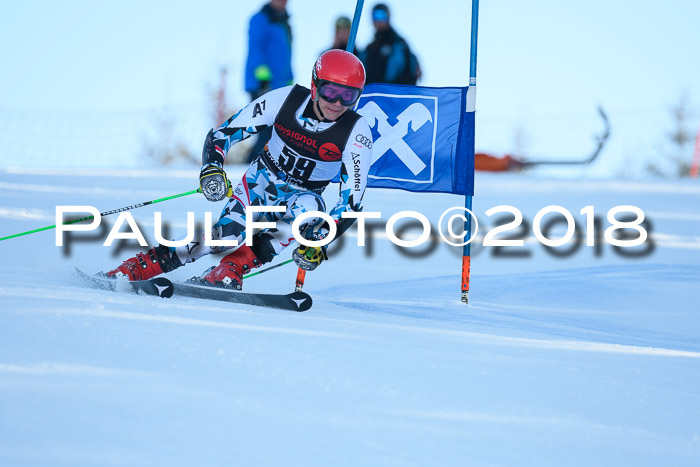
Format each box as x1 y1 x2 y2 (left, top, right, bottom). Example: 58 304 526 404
288 291 313 312
74 266 101 281
75 266 107 279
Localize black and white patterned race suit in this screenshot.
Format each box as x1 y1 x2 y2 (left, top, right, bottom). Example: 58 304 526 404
173 85 373 266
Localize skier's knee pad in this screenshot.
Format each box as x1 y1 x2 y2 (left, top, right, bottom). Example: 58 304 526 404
279 191 326 220
295 192 326 213
288 192 328 233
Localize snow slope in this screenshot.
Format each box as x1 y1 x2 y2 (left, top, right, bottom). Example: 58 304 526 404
1 167 699 466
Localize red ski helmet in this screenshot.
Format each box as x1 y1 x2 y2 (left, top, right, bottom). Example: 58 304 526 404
311 50 365 106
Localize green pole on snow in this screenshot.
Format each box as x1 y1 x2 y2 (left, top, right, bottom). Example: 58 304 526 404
0 188 201 242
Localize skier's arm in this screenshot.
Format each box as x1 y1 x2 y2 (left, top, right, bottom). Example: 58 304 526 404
328 117 373 235
199 129 233 201
199 86 292 201
202 86 293 166
292 118 372 269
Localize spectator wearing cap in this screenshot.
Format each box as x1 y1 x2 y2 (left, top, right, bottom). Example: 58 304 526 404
361 3 421 85
328 16 360 56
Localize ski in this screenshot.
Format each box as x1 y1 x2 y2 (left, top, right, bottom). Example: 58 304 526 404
171 281 312 312
75 268 312 312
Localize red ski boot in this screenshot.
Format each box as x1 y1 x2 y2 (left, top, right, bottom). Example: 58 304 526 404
105 245 181 281
197 245 262 290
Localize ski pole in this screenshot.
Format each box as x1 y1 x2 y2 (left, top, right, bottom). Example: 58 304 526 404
295 268 307 292
239 257 301 289
242 258 294 280
0 188 201 242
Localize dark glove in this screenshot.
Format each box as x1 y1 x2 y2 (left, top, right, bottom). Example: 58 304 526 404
293 228 329 271
199 163 232 202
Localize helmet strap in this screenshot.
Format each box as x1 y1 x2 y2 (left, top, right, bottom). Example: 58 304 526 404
313 100 331 122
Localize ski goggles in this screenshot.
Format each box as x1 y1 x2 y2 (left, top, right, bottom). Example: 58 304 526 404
316 81 362 107
372 9 389 22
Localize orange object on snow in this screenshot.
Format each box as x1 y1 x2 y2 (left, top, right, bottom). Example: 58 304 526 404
474 153 524 172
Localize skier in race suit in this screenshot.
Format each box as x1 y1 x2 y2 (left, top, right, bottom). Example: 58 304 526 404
106 50 373 289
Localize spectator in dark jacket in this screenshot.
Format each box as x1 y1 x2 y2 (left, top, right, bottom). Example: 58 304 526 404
244 0 293 162
361 3 421 85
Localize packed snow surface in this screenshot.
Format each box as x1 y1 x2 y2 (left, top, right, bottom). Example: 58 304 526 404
1 167 699 466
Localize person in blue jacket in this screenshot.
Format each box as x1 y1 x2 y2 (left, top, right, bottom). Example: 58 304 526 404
244 0 293 162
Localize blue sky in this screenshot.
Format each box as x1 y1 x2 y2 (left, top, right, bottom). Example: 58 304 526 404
1 0 698 175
